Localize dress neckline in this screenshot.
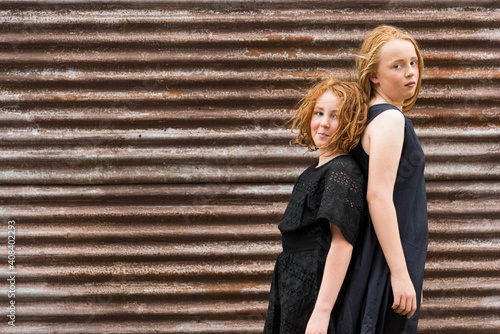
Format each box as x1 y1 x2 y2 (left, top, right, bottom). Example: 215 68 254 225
314 154 348 170
369 103 401 112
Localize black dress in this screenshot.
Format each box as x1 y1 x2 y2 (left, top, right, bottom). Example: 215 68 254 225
335 104 429 334
263 155 366 334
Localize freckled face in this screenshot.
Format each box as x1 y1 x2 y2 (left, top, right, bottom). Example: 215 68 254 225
371 39 419 105
311 90 341 154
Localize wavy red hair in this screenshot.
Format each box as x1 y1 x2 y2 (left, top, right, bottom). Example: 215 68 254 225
289 78 368 156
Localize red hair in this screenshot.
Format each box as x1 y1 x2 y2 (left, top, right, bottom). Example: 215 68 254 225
289 78 368 156
357 25 424 111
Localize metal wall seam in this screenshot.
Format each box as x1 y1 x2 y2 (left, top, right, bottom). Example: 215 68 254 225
0 1 498 333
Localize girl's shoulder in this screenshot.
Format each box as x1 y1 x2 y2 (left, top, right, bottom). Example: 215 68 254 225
322 155 364 181
367 103 405 129
366 104 406 136
299 155 363 184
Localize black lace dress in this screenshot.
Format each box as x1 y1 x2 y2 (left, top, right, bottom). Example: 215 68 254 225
263 155 366 334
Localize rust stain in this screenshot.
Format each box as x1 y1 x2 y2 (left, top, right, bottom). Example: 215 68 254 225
246 48 264 57
52 94 80 101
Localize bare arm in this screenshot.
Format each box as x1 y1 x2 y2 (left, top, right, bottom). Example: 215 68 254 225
365 109 417 318
305 224 353 334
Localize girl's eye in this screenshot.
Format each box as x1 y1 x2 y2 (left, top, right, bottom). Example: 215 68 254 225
314 111 323 116
394 64 402 69
410 61 417 66
332 115 337 119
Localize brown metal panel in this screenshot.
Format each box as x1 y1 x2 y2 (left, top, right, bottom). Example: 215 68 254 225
0 1 498 333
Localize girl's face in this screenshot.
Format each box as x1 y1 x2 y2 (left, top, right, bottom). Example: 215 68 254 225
311 90 341 154
370 39 419 105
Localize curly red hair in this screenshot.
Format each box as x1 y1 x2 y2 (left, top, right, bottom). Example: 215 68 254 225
289 78 368 156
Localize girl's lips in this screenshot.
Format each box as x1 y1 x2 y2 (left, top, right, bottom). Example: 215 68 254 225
318 133 330 138
406 81 416 87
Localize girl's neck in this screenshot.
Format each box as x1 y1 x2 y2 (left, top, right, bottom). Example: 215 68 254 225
317 151 347 167
371 91 403 111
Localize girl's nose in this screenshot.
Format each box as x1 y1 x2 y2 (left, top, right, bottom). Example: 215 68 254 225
406 65 416 77
320 118 330 128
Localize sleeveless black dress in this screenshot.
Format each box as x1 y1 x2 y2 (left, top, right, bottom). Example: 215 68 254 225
263 155 366 334
335 104 429 334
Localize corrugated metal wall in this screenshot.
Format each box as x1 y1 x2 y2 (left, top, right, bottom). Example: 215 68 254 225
0 1 498 333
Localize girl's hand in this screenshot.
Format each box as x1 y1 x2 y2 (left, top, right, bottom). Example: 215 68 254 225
305 308 330 334
391 272 417 318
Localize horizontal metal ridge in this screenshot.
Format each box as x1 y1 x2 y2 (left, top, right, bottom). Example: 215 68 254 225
423 277 500 297
0 29 498 48
0 165 497 184
0 320 263 334
5 277 498 301
0 181 495 202
8 240 498 263
0 196 498 217
417 317 500 333
423 163 499 181
0 143 496 162
426 239 500 259
4 318 499 334
8 300 266 321
2 68 498 83
1 86 498 105
11 281 271 300
0 0 498 10
2 259 497 281
425 181 499 199
0 166 305 184
1 49 498 67
424 259 500 278
421 297 500 316
0 184 294 203
0 8 497 26
3 220 498 243
11 241 283 262
0 128 498 145
6 224 279 243
429 219 500 239
1 261 276 282
3 297 497 320
3 318 498 334
1 166 498 183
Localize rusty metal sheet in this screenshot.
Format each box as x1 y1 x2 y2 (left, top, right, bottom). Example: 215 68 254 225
0 1 499 333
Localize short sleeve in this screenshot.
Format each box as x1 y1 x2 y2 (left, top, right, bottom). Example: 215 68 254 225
316 162 365 246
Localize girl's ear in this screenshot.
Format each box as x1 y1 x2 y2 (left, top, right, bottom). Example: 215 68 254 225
369 72 380 85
